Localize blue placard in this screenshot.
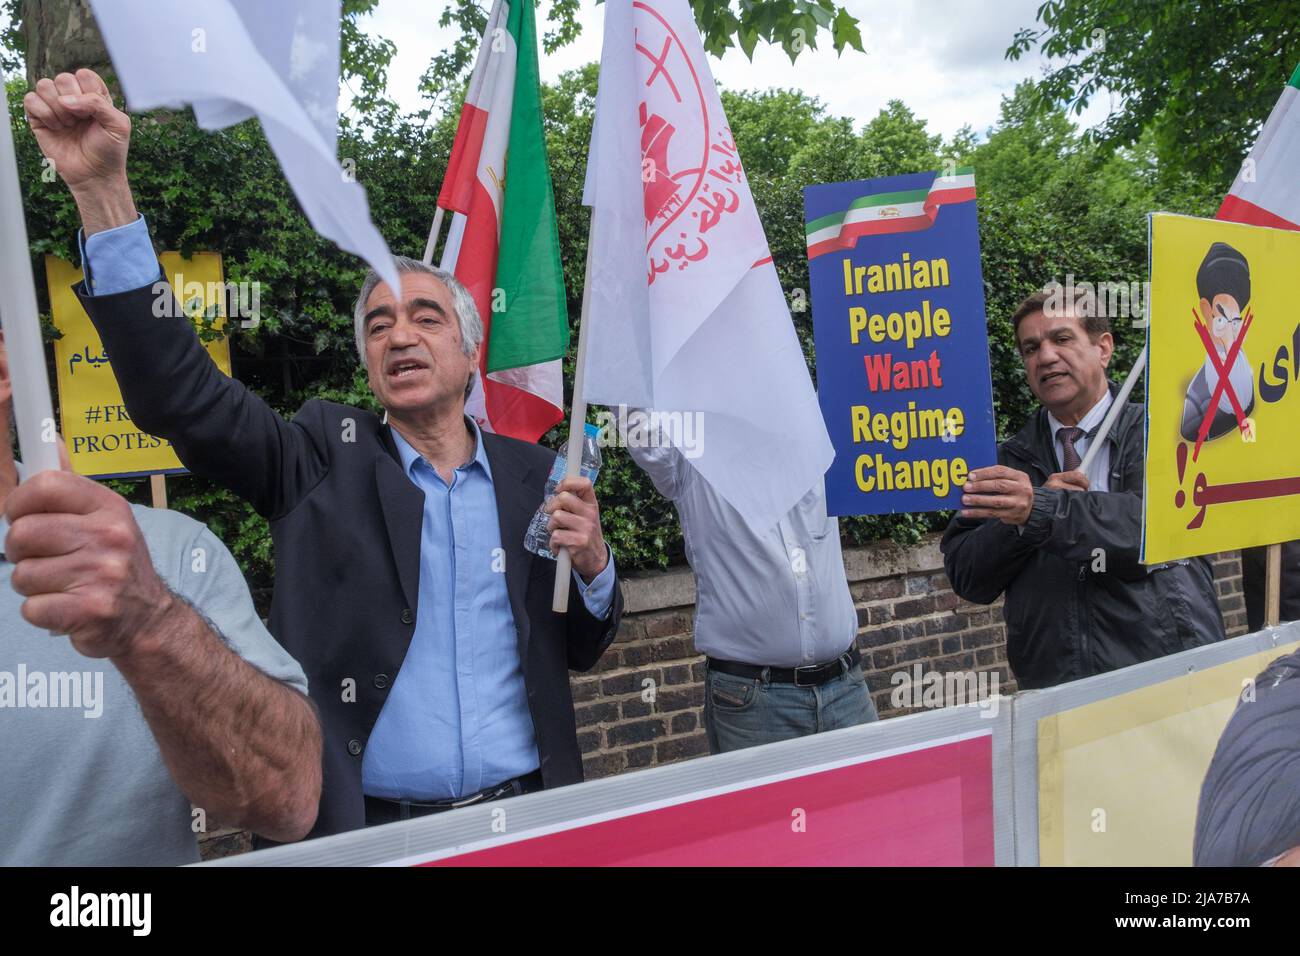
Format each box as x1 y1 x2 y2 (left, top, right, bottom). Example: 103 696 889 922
804 169 998 516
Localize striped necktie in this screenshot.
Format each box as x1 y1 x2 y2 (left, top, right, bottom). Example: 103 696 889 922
1057 426 1085 472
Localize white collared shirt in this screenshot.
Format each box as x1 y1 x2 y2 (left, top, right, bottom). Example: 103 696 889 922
623 412 857 668
1046 389 1114 492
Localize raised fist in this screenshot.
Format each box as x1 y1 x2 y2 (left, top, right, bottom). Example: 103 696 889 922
23 68 131 195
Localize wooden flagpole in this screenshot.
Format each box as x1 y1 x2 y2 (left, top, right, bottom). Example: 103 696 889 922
552 208 597 613
1266 542 1282 628
422 207 446 266
0 92 60 475
150 474 169 509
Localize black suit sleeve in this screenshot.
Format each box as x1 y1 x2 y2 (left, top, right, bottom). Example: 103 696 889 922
565 568 623 671
76 277 329 519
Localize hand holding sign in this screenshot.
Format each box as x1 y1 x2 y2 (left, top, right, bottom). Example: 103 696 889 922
960 465 1034 525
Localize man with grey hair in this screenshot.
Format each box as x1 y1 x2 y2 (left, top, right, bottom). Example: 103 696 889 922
30 67 623 839
352 257 482 403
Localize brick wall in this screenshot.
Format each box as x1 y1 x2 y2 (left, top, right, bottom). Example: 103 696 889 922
198 536 1249 859
573 534 1250 780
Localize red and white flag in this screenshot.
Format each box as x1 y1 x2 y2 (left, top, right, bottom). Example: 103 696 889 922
1218 64 1300 231
581 0 833 534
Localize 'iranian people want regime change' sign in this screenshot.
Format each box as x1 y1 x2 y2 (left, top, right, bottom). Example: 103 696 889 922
805 169 997 516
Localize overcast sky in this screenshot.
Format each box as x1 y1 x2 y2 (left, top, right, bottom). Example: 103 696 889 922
359 0 1116 141
0 0 1115 140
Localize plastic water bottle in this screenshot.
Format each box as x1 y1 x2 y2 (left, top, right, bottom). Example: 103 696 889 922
524 422 603 560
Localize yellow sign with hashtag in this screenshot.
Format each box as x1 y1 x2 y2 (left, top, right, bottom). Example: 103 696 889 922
46 253 233 479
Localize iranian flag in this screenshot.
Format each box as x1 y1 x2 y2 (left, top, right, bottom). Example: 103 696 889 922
805 168 976 259
1218 64 1300 231
436 0 568 441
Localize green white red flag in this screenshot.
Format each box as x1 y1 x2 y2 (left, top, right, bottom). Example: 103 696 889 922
1218 64 1300 231
436 0 568 441
805 168 976 259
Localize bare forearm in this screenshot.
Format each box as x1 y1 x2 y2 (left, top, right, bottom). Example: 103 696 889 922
113 595 322 842
70 173 138 236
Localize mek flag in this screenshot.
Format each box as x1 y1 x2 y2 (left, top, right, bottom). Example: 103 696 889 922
582 0 832 534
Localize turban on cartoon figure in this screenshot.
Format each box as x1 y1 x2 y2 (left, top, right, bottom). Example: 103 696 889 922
1181 241 1257 443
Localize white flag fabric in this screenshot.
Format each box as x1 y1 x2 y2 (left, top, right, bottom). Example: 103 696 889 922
88 0 399 293
582 0 833 534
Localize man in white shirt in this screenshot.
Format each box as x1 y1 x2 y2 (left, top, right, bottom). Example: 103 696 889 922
623 412 876 754
941 288 1225 688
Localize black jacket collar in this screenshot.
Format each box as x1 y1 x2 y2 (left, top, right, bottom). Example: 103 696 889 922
1002 380 1139 476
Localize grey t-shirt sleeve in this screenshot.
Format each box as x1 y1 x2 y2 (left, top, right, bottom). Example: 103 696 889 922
138 507 308 695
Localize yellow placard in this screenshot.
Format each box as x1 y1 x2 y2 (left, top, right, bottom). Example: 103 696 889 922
46 253 233 479
1143 213 1300 563
1037 640 1300 866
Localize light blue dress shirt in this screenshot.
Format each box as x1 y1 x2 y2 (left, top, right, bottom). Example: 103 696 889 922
78 214 160 295
364 425 615 799
79 214 617 799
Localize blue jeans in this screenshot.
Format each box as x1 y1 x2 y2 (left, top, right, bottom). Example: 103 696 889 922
703 660 879 755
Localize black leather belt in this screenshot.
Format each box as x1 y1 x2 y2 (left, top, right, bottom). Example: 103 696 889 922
364 768 543 825
707 644 861 687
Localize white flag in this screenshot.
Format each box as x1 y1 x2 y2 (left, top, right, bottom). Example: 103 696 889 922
582 0 833 533
87 0 399 293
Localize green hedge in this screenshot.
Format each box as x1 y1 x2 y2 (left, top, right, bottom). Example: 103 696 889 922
7 70 1224 597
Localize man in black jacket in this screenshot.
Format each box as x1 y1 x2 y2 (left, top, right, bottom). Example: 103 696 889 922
27 69 623 839
942 288 1224 689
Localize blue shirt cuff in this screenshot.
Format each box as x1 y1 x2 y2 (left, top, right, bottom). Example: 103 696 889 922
573 545 616 619
78 214 161 296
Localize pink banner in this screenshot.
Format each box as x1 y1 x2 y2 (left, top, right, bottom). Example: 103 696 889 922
424 734 993 866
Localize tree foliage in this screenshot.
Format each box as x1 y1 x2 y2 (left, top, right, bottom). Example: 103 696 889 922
0 2 1247 595
1008 0 1300 190
420 0 864 109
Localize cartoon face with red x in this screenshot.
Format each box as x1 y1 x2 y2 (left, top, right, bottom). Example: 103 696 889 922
1180 242 1256 450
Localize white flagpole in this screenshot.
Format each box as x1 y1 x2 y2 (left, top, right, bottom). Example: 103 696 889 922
552 208 597 613
422 206 445 265
1079 345 1147 474
0 96 60 475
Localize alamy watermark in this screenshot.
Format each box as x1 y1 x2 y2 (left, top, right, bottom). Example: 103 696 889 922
890 663 1001 718
50 886 150 936
0 666 104 718
151 274 262 328
1043 275 1149 327
592 405 706 459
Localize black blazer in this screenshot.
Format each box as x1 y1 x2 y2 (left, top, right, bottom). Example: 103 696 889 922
77 279 623 839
